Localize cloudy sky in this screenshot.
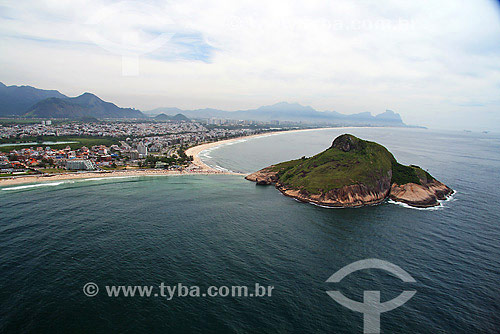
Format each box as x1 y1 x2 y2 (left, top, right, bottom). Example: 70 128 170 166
1 0 500 130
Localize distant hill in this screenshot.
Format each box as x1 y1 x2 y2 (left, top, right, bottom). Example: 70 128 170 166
0 82 67 116
154 113 190 121
154 113 172 120
147 102 409 126
25 92 145 119
374 109 403 125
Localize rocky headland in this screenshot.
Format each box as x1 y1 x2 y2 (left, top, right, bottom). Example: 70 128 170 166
245 134 453 208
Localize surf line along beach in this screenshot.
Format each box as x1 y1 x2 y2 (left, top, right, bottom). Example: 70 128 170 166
185 127 346 172
0 129 294 187
0 127 347 188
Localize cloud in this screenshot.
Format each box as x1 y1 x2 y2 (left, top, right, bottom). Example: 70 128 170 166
1 0 500 130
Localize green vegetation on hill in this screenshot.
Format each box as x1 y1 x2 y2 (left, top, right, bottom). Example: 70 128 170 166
391 161 421 185
391 162 435 185
269 134 394 194
266 134 435 194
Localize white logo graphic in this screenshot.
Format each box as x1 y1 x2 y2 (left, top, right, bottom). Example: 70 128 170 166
83 282 99 297
85 1 175 76
326 259 416 334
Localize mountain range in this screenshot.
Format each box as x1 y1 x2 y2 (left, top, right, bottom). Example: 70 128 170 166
0 82 409 126
0 82 143 119
0 82 66 116
25 93 144 119
147 102 406 126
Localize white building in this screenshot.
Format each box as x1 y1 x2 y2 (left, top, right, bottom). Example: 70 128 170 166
137 143 148 157
66 159 96 171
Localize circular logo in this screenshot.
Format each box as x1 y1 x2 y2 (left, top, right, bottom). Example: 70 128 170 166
83 282 99 297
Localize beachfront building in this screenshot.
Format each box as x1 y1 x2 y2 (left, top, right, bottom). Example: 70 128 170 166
137 143 148 158
65 159 96 171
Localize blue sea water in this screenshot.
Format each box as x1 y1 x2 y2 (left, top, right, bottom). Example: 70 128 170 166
1 128 499 333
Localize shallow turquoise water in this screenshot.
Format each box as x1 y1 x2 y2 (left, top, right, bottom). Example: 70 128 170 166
1 128 499 333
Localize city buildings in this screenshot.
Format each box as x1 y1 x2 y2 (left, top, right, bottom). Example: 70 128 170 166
0 119 287 175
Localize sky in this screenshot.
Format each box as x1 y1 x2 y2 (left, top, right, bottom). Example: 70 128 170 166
1 0 500 130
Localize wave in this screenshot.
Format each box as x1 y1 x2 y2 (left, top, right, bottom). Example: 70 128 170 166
1 175 143 192
309 199 381 209
303 191 458 211
387 199 442 211
1 181 69 191
200 139 249 156
74 176 139 183
309 201 343 209
213 165 234 173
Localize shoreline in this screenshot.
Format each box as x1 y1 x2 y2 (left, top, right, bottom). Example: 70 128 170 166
185 127 352 172
1 129 300 187
0 126 370 188
0 169 240 188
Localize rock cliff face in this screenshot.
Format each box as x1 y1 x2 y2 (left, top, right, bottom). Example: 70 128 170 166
277 174 391 207
247 168 392 208
245 134 453 208
389 180 453 208
245 167 279 185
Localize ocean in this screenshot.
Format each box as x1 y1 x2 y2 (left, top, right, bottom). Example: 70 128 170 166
1 128 499 333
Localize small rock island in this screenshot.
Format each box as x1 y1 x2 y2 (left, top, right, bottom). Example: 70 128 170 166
245 134 453 208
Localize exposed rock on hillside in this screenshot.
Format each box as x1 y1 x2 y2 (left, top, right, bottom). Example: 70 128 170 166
245 134 453 208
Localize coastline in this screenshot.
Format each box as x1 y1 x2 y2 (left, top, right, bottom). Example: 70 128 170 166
0 126 367 188
0 130 287 187
1 129 300 188
0 169 239 188
185 127 347 172
185 131 287 172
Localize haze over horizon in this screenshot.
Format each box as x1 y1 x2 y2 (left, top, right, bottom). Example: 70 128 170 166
1 0 500 131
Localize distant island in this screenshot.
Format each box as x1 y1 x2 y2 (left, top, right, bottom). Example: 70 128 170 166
246 134 453 208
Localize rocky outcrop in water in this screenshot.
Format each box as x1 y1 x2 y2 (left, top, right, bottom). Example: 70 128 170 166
389 179 453 208
245 134 453 208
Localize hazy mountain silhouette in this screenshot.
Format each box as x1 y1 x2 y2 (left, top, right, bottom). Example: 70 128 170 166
0 82 67 116
148 102 408 126
25 92 144 119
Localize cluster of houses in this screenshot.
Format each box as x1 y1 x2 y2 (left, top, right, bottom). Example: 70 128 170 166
0 144 136 172
0 120 286 176
0 120 207 139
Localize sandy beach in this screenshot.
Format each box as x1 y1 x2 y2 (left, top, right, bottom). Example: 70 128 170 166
0 127 347 188
0 132 276 187
0 169 241 187
185 127 340 172
185 131 287 172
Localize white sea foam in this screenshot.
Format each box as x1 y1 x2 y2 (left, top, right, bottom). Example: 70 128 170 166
309 201 343 209
74 176 139 182
213 165 233 173
301 191 458 211
443 190 457 203
387 199 442 211
200 139 249 156
1 175 143 192
387 191 457 211
1 181 68 191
